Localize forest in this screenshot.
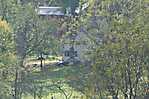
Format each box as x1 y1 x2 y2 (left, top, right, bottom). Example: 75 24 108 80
0 0 149 99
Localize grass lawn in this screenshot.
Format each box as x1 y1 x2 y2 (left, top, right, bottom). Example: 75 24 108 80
21 62 87 99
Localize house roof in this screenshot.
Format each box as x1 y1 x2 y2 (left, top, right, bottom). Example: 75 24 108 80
37 3 89 16
38 6 65 16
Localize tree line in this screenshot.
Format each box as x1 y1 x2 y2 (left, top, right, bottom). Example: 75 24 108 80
0 0 149 99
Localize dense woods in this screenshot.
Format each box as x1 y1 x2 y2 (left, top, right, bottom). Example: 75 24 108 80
0 0 149 99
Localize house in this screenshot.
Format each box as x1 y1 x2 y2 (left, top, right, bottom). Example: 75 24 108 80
37 3 92 64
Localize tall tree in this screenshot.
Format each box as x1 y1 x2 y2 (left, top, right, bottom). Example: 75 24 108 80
78 0 149 98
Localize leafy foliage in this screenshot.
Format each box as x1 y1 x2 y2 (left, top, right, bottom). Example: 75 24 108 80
0 0 149 99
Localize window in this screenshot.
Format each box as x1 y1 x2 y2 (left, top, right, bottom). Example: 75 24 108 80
64 50 78 57
64 51 69 56
74 51 77 57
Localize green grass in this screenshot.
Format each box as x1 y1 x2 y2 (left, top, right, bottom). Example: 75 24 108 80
21 65 87 99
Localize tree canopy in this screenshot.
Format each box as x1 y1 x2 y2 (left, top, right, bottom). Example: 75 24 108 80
0 0 149 99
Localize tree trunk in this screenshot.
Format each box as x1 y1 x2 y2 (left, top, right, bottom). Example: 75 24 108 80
34 91 36 99
14 69 19 99
40 53 43 71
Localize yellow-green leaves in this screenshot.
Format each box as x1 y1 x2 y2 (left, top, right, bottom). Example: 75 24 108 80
0 18 12 32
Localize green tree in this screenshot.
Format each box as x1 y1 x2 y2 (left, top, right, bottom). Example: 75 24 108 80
0 18 16 99
78 0 149 98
